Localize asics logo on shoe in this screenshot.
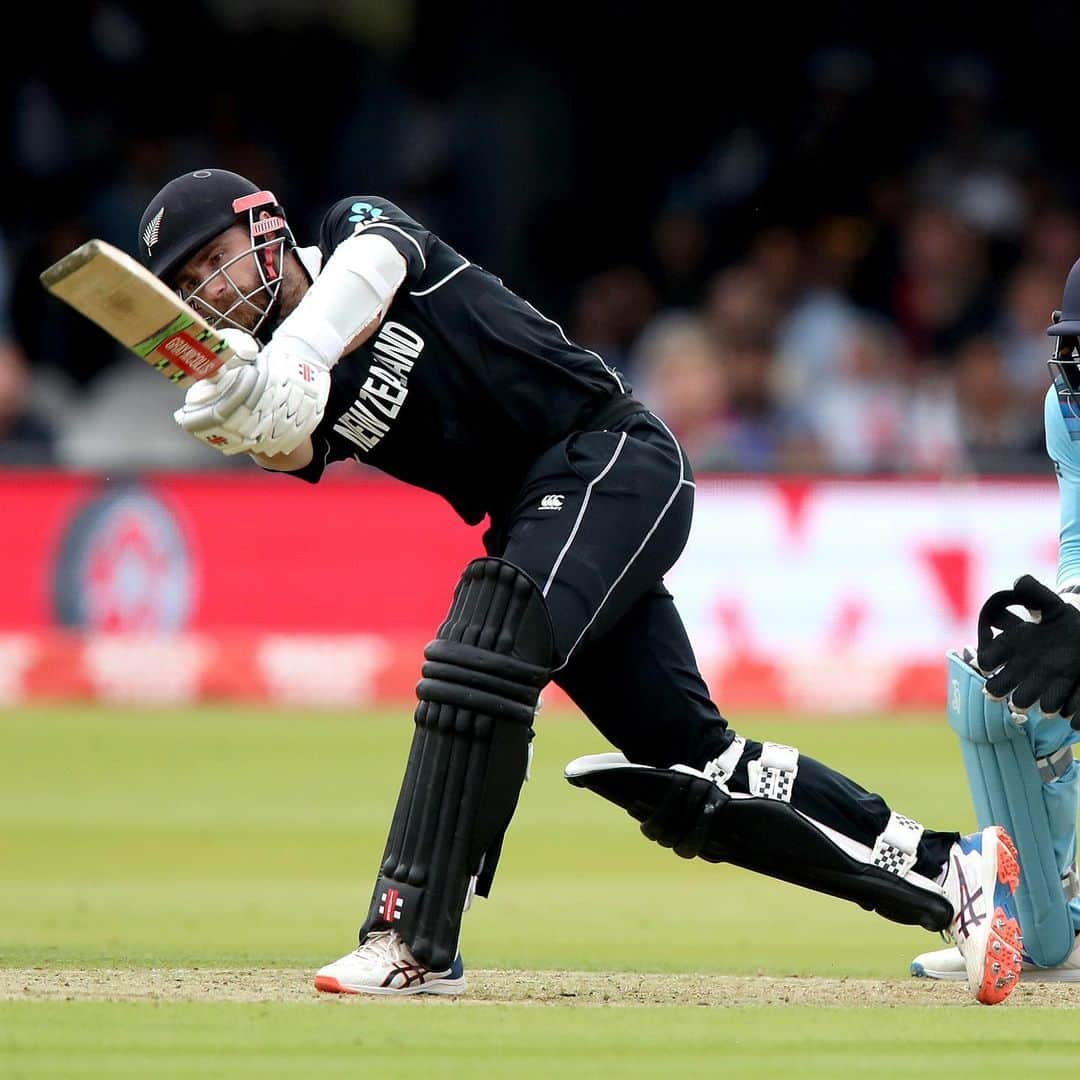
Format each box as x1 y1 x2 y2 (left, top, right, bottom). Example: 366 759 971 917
954 856 985 938
538 494 564 511
381 963 429 989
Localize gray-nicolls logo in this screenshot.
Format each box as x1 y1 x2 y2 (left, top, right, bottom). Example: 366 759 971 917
142 207 164 255
950 677 961 714
538 494 564 511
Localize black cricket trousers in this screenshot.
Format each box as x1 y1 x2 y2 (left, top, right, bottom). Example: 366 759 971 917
482 408 954 877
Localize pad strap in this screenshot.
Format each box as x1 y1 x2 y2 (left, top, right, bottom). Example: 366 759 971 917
870 812 924 878
701 735 746 787
1038 745 1075 784
748 742 799 802
1065 866 1080 902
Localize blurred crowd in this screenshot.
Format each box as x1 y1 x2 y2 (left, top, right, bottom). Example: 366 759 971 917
2 2 1076 476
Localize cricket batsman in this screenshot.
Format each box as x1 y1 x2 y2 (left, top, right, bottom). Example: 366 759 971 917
136 168 1025 1004
913 256 1080 983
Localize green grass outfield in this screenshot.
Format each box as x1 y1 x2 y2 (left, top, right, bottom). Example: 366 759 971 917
2 704 1078 1076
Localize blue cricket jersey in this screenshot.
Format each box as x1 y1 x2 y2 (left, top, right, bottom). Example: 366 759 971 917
1046 380 1080 587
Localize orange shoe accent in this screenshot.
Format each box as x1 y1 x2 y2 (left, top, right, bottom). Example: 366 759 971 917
976 907 1024 1005
993 827 1021 892
314 975 359 995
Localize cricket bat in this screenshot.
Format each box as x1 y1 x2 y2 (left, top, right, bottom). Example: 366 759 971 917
39 239 235 388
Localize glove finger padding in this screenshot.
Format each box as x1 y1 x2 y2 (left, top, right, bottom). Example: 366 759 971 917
217 328 260 362
1066 684 1080 726
1011 672 1052 712
1038 676 1076 717
231 364 330 456
175 362 267 433
1010 573 1066 619
978 619 1033 674
984 658 1024 701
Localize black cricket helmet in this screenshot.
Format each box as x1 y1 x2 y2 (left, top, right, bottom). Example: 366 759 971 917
137 168 296 340
1048 255 1080 416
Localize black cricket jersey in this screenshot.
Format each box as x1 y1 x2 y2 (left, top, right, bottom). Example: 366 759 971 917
288 196 636 525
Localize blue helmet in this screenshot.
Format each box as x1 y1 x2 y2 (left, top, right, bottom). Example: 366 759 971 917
1048 255 1080 414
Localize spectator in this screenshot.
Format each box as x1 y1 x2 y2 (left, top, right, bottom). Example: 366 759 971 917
571 265 658 380
1022 204 1080 283
996 261 1063 407
950 335 1046 474
646 206 713 309
802 318 910 475
771 217 867 400
630 311 728 468
11 213 123 423
702 264 780 352
746 225 805 312
0 339 55 465
717 340 827 474
891 205 998 363
0 230 53 464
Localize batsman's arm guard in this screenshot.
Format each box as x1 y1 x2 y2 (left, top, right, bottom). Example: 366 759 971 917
360 558 554 971
566 749 952 932
947 649 1079 966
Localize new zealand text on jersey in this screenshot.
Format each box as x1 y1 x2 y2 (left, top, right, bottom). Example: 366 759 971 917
332 321 424 453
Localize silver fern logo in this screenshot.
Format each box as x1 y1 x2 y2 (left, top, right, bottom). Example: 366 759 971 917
142 207 165 255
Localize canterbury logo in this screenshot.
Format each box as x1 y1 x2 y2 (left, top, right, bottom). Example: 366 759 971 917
538 494 564 511
142 207 164 255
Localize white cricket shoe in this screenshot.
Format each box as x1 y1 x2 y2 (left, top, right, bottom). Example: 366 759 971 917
314 930 466 996
939 825 1023 1005
912 933 1080 983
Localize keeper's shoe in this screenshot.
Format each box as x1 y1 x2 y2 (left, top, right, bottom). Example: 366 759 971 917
912 933 1080 983
314 930 466 996
940 825 1023 1004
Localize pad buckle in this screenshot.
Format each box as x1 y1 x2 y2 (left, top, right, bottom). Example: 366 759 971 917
1037 745 1074 784
870 811 924 878
748 742 799 802
1064 865 1080 902
702 735 746 788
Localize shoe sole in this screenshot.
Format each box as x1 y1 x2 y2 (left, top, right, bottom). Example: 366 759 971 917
910 961 966 982
314 974 467 996
913 960 1080 984
972 827 1023 1006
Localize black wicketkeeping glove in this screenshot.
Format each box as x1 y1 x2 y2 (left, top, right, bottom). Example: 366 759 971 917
976 574 1080 725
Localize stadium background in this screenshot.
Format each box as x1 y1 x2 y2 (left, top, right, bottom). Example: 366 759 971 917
2 1 1076 710
7 7 1080 1071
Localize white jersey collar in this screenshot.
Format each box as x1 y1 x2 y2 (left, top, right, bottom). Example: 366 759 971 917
295 244 323 281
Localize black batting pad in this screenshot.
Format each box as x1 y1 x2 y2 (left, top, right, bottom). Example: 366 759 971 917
360 558 554 970
568 756 952 932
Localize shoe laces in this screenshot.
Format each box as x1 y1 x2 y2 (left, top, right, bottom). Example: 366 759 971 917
354 929 413 964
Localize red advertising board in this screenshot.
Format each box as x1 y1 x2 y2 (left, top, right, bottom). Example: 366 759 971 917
0 471 1062 709
1 471 483 632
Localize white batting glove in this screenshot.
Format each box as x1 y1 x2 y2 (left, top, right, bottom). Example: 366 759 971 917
173 329 264 454
225 336 331 457
174 329 331 457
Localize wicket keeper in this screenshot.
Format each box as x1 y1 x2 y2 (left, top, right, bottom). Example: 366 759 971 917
913 255 1080 984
